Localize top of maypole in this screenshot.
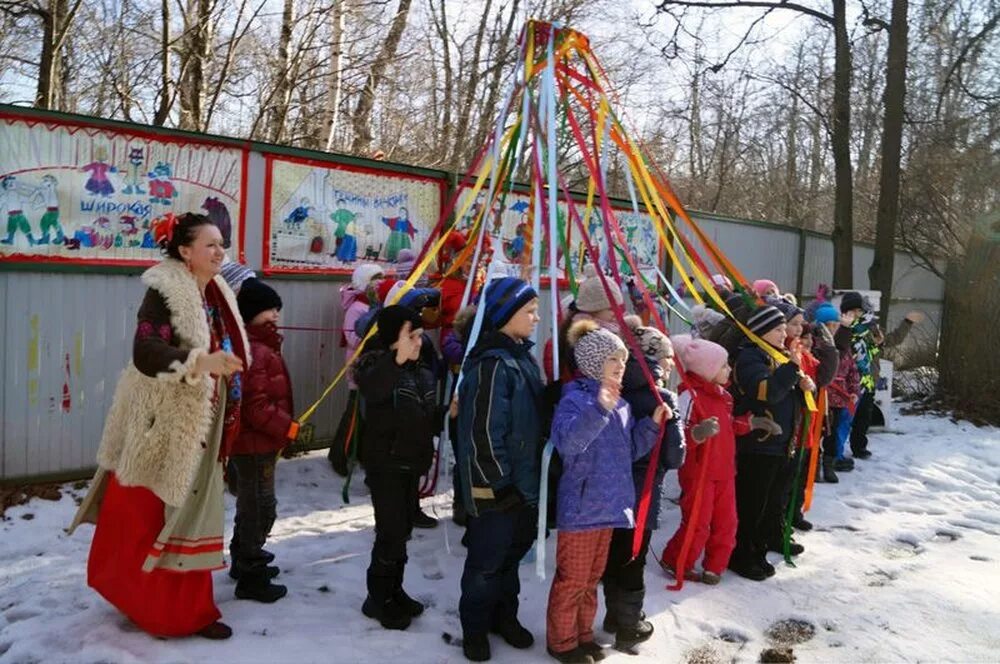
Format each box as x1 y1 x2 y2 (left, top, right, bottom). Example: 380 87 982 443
523 19 590 54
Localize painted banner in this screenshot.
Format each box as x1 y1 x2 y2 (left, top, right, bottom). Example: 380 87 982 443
0 114 246 264
264 156 443 274
456 187 661 283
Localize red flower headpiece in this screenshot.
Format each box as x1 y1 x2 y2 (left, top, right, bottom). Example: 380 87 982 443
151 213 179 246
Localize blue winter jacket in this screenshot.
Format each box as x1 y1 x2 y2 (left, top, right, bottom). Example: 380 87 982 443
456 330 545 517
551 378 660 532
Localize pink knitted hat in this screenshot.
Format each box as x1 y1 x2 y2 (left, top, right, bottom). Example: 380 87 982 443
753 279 779 297
675 334 729 381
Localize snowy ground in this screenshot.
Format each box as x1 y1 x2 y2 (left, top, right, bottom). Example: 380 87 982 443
1 411 998 664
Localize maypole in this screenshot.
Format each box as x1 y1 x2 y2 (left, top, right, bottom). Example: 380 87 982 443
293 18 813 588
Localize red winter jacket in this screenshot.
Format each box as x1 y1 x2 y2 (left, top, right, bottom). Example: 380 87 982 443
230 323 294 455
676 373 751 483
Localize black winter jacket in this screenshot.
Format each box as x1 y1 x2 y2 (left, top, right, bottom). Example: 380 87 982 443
354 349 444 474
730 343 802 457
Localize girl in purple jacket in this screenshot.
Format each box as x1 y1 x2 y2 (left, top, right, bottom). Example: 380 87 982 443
546 319 667 663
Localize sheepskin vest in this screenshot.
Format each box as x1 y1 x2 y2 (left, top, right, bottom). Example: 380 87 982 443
95 258 249 507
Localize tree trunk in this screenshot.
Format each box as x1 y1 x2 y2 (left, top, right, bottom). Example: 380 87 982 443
869 0 909 326
269 0 295 143
350 0 413 156
829 0 855 287
322 0 347 151
178 0 213 131
35 0 73 109
153 0 171 125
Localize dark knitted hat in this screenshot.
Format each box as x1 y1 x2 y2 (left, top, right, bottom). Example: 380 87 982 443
237 278 282 324
840 291 864 313
747 305 785 336
375 305 423 350
483 277 538 330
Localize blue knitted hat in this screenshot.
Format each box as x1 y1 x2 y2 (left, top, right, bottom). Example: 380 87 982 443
483 277 538 330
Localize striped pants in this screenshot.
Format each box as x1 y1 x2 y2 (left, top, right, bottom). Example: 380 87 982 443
546 528 613 653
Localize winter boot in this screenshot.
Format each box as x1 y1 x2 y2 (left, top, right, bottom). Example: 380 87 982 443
462 632 491 662
546 646 595 663
392 562 424 617
854 449 873 460
822 456 840 483
601 580 622 634
727 554 769 581
767 538 805 556
579 641 608 661
614 589 654 648
229 564 280 581
197 621 233 640
834 457 855 472
792 514 813 531
363 567 411 630
701 571 722 585
413 507 439 529
235 574 288 603
491 616 534 649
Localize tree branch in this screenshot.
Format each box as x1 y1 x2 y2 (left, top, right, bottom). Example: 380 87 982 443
656 0 834 26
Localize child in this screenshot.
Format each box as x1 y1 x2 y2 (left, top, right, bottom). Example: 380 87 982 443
602 319 684 651
728 305 803 581
232 278 296 603
329 263 384 476
353 305 443 630
456 277 545 662
660 335 777 585
547 319 667 664
822 326 861 483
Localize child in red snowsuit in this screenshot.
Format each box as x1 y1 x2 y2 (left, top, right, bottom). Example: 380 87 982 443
660 335 777 584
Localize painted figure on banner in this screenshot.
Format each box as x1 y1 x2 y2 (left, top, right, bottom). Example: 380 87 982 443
202 197 233 249
330 199 358 254
285 198 313 232
34 174 65 245
381 207 416 262
0 175 37 246
122 147 146 195
148 162 179 206
120 215 142 247
81 146 118 198
335 216 359 263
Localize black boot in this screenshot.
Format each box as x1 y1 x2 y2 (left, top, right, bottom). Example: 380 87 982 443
547 646 595 663
834 457 855 472
463 632 491 662
235 573 288 603
612 588 654 648
229 564 280 581
792 514 813 531
392 562 424 617
727 553 769 581
491 616 534 649
413 507 439 529
767 538 805 556
822 456 839 483
362 567 411 630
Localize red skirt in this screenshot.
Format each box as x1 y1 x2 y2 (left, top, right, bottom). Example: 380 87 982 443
88 473 221 637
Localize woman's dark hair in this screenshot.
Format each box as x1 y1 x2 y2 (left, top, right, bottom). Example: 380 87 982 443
160 213 217 260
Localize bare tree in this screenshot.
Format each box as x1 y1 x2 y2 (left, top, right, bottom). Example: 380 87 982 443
868 0 908 327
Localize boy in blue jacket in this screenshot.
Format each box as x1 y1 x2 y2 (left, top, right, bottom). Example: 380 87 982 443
456 278 544 662
546 319 667 664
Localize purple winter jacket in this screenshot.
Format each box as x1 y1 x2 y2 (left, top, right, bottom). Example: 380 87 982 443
552 378 660 532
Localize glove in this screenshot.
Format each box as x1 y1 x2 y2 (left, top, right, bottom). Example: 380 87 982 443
691 417 721 444
493 484 525 512
750 416 782 437
286 420 301 441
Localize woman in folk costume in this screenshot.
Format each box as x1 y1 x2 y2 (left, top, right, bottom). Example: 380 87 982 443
69 212 249 640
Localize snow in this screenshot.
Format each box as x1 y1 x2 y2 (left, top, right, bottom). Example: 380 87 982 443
1 412 998 664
